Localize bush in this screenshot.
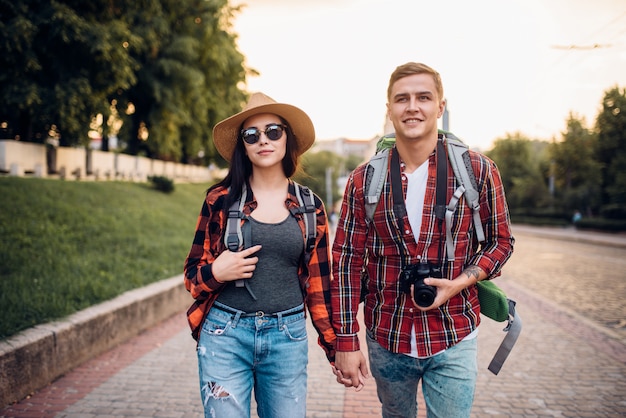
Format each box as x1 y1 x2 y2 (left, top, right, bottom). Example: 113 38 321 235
599 204 626 220
575 217 626 232
148 175 175 193
509 215 570 227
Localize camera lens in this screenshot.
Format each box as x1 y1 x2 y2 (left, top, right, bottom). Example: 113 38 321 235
413 284 436 307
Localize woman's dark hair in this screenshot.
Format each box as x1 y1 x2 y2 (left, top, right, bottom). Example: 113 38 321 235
208 116 300 209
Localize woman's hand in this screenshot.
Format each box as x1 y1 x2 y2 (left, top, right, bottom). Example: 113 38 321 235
211 245 262 283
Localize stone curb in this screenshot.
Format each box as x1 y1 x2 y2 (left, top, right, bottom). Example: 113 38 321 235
0 275 188 407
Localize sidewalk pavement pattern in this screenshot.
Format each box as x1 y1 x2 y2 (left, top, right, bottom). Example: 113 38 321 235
2 225 626 417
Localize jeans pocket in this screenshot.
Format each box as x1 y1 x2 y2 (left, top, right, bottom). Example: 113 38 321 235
282 318 308 342
201 314 233 337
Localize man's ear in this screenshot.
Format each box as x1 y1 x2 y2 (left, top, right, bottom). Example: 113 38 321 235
438 99 446 118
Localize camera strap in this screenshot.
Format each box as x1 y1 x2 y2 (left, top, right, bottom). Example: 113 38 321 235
435 139 447 264
389 139 448 266
390 148 406 235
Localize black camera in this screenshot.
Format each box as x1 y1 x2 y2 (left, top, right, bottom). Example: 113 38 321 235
400 262 443 307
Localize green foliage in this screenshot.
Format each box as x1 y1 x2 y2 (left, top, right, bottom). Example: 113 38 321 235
148 175 175 193
344 154 365 173
486 90 624 223
113 0 248 163
599 203 626 220
574 217 626 232
0 0 139 144
595 86 626 208
0 177 210 339
294 150 344 212
486 133 552 211
547 113 602 215
0 0 249 164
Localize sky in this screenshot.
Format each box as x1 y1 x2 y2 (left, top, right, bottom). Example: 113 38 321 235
231 0 626 150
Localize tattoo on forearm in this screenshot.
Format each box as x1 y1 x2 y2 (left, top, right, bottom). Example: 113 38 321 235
464 266 482 282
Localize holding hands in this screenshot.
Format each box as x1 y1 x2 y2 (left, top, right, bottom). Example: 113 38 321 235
332 351 369 391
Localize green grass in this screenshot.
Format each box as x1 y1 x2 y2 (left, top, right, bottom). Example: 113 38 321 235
0 177 211 340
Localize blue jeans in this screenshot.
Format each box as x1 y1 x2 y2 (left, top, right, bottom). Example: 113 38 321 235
197 302 308 418
366 330 477 418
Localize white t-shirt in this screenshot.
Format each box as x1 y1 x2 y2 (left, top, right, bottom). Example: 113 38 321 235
404 160 478 358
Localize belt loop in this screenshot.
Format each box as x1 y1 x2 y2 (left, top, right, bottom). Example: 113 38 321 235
277 311 285 329
231 310 242 328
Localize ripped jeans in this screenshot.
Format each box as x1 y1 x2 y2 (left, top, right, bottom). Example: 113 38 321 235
197 301 308 418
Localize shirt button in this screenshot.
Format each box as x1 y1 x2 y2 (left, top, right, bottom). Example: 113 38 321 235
405 230 411 235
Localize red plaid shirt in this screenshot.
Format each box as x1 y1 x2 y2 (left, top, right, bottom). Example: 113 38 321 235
332 144 514 357
184 180 336 361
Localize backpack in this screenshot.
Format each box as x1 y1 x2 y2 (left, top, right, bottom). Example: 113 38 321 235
362 130 521 375
224 181 317 298
365 130 484 262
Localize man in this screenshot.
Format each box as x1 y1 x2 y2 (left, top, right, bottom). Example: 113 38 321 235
331 62 514 417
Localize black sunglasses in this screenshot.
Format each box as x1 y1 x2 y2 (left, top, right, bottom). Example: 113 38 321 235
240 123 286 144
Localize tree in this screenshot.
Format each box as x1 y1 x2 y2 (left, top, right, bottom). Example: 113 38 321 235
594 86 626 217
294 150 344 212
548 113 602 216
0 0 138 145
0 0 249 165
486 133 551 214
111 0 248 163
344 154 364 174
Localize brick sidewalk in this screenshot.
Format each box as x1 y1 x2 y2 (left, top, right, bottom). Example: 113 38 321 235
2 287 625 417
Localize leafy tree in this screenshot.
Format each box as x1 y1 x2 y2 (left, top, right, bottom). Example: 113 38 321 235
486 133 551 213
344 154 365 174
548 113 602 216
594 86 626 217
294 150 344 212
0 0 138 145
111 0 247 163
0 0 249 165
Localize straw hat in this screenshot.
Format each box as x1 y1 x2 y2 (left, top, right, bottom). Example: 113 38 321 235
213 92 316 161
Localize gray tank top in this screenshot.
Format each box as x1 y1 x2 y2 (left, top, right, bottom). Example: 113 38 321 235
216 214 304 313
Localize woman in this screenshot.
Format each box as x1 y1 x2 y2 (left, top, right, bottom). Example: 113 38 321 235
183 92 336 418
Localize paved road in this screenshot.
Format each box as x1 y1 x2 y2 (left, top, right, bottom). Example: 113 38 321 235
2 225 625 417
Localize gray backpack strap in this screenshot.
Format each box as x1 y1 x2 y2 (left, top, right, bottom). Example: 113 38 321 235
488 300 522 375
224 183 247 252
444 185 466 261
224 184 256 299
446 136 485 245
364 148 390 223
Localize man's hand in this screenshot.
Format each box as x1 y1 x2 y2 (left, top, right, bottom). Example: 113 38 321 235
412 265 486 311
332 350 369 391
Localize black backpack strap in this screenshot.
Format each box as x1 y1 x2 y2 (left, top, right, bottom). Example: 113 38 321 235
435 139 447 222
390 148 407 234
293 182 317 253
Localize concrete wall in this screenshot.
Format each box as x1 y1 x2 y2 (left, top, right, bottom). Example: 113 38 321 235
0 275 189 407
0 140 213 183
88 149 116 179
0 140 47 177
56 147 86 179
